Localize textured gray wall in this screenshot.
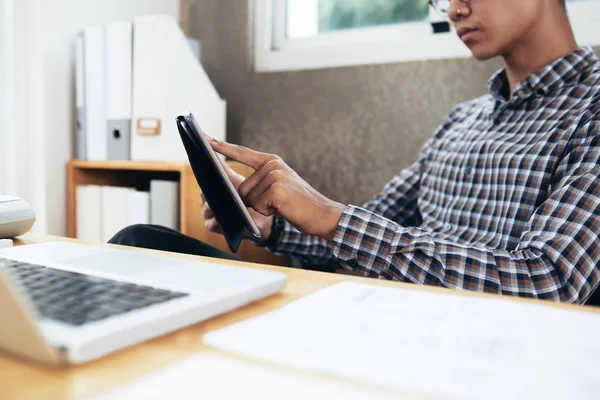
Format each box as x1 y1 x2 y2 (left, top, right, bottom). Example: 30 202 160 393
189 0 599 206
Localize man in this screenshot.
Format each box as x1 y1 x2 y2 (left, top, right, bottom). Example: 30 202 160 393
112 0 600 304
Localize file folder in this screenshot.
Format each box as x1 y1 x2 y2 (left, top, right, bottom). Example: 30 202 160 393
76 185 102 242
131 15 226 162
127 191 150 226
75 34 87 160
84 25 107 161
150 180 179 230
102 186 134 242
105 21 133 160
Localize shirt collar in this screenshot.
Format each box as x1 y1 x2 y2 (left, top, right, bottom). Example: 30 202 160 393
487 47 599 102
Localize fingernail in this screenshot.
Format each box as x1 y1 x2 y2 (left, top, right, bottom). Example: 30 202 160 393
205 133 214 141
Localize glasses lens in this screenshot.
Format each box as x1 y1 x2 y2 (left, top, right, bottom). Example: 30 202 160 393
432 0 451 15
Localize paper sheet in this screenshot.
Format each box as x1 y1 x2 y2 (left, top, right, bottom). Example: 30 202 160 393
93 353 402 400
0 239 13 249
204 282 600 400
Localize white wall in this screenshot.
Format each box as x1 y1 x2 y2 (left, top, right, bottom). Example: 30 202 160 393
0 0 37 205
5 0 179 235
0 0 12 196
0 3 5 195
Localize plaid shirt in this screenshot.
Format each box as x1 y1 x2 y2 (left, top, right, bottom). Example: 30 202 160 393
269 47 600 304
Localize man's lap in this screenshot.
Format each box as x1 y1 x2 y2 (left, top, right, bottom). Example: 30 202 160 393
108 224 243 261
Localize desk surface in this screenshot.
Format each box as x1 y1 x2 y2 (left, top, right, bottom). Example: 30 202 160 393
2 235 598 399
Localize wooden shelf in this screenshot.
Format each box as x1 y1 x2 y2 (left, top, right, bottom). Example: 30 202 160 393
67 160 287 266
68 160 192 172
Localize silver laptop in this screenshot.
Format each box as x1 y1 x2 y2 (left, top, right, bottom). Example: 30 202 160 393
0 242 286 365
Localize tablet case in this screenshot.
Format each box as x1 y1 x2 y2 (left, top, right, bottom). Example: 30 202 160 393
176 115 250 253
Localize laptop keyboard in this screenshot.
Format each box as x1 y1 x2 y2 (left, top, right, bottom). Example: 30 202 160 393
0 258 189 326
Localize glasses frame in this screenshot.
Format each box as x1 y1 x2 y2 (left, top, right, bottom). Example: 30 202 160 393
429 0 472 17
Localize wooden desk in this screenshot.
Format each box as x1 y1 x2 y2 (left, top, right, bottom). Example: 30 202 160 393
2 235 598 399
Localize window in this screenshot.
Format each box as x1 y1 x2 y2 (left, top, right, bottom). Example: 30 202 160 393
285 0 429 39
254 0 600 72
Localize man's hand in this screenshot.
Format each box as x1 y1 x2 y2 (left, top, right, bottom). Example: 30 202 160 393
206 136 345 242
200 160 275 240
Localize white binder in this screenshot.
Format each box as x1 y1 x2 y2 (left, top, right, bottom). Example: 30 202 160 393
75 34 87 160
105 21 133 160
101 186 134 242
131 15 226 162
127 191 150 226
76 185 102 242
150 180 179 231
84 25 107 161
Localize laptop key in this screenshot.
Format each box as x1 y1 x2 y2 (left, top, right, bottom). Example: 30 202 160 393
0 259 22 267
1 259 190 326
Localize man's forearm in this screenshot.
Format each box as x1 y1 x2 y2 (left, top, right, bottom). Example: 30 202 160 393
329 205 598 304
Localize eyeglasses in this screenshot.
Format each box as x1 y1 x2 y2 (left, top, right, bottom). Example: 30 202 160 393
429 0 472 17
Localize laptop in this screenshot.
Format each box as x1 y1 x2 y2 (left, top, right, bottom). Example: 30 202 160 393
0 241 286 365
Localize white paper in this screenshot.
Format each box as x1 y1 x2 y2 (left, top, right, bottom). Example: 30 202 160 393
204 282 600 400
93 353 403 400
0 239 13 249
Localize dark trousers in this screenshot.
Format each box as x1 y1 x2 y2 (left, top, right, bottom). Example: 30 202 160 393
109 224 244 262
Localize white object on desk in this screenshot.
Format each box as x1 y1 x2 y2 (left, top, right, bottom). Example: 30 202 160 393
204 282 600 400
0 242 286 365
0 196 36 238
0 239 13 249
92 353 400 400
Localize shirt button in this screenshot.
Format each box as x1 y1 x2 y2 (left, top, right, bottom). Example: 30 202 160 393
444 223 452 232
465 165 472 175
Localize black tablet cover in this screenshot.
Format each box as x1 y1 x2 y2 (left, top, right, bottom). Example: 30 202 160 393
176 115 254 253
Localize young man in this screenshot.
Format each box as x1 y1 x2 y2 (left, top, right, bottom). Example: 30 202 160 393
112 0 600 304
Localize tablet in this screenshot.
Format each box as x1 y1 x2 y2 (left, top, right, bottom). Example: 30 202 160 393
176 111 261 253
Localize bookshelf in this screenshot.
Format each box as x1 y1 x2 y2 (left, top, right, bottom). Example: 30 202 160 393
67 160 288 266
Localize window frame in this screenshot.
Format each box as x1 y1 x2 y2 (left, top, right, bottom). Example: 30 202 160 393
254 0 600 73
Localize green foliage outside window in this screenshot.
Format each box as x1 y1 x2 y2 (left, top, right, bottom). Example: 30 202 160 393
319 0 430 33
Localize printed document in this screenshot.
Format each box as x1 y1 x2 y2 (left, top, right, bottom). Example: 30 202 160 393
204 282 600 400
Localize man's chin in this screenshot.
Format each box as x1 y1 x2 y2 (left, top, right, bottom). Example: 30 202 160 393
466 44 498 61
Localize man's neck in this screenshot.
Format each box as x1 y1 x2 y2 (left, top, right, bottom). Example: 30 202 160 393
502 6 578 99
